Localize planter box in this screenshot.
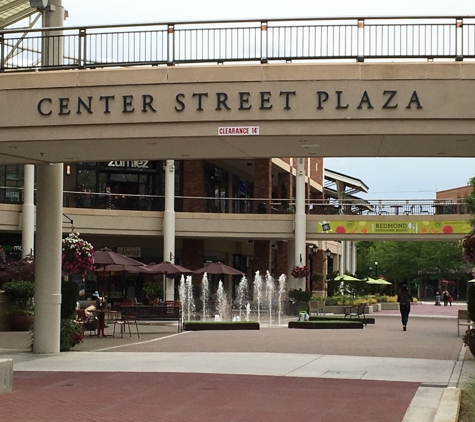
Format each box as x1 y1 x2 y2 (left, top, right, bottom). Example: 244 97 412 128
381 303 399 310
309 316 375 325
289 321 364 329
373 303 382 312
184 322 260 331
323 306 346 314
324 305 372 314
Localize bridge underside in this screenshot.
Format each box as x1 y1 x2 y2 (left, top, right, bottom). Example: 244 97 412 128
1 62 475 165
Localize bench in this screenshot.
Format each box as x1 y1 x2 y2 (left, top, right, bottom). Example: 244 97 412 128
121 305 182 332
458 309 473 336
344 302 366 324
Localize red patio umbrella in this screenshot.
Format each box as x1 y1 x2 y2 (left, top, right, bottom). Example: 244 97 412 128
194 261 244 276
141 261 195 276
94 264 147 273
94 248 144 267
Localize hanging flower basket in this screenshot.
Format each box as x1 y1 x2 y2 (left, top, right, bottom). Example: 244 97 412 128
62 232 95 276
461 234 475 264
291 265 310 279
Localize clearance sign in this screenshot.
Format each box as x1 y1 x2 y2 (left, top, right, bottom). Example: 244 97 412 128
317 220 471 235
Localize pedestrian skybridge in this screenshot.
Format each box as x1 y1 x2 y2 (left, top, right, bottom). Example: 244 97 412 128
1 16 475 165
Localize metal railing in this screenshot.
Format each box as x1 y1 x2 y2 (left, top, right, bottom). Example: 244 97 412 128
0 187 467 216
1 16 475 72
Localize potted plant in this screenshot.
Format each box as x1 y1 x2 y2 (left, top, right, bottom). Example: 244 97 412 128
291 266 310 279
462 282 475 356
2 280 35 331
61 232 95 276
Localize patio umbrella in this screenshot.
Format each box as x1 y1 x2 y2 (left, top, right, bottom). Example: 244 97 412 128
93 249 145 298
94 248 144 267
366 277 392 285
94 264 147 273
468 279 475 283
334 274 361 282
141 261 195 275
194 261 244 276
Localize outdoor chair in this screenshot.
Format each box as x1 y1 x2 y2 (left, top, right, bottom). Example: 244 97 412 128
344 303 366 324
113 311 140 338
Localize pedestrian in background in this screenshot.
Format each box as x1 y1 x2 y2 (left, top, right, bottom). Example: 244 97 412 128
397 284 413 331
442 290 450 306
434 288 441 306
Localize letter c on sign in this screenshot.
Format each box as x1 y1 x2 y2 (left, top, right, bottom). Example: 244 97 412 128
38 98 52 116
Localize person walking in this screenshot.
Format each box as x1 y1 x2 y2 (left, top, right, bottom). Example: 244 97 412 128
397 284 413 331
442 290 450 306
434 288 441 306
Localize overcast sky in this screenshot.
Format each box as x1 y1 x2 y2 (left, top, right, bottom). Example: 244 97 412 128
62 0 475 200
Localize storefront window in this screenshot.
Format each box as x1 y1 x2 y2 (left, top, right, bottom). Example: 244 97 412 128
75 161 172 211
205 164 228 213
0 165 24 203
232 175 253 213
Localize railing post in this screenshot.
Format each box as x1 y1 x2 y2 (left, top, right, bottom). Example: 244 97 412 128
0 33 4 72
456 18 463 61
357 19 365 62
260 21 268 64
167 24 174 66
78 28 86 68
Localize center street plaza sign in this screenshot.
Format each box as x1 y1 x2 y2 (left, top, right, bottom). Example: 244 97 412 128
317 220 471 235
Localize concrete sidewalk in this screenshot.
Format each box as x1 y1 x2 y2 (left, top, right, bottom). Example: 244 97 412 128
0 306 474 421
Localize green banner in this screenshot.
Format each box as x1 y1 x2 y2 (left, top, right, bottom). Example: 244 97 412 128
317 220 471 235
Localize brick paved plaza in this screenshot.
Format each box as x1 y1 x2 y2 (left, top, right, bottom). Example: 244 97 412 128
0 303 473 422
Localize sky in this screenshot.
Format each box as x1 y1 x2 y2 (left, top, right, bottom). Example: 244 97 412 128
61 0 475 200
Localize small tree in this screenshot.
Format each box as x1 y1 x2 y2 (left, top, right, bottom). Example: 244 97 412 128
2 280 35 315
464 176 475 231
0 254 34 288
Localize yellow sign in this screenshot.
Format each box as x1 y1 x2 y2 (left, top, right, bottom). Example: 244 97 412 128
317 220 471 235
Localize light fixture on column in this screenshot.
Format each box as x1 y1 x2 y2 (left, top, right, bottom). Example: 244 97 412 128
30 0 49 9
310 244 318 255
66 165 71 175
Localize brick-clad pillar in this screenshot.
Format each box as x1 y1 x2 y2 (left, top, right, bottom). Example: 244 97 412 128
253 240 271 275
183 160 206 212
311 251 326 295
254 159 272 214
275 241 288 278
182 239 204 284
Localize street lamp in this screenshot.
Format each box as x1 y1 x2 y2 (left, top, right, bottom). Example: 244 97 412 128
374 261 378 277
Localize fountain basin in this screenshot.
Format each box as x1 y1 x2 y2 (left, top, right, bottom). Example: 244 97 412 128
184 321 260 331
289 320 364 329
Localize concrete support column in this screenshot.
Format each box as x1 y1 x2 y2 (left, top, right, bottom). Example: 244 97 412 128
33 164 63 354
163 160 176 302
340 242 346 275
43 0 65 66
293 158 306 290
21 165 35 258
351 241 357 274
34 0 65 354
